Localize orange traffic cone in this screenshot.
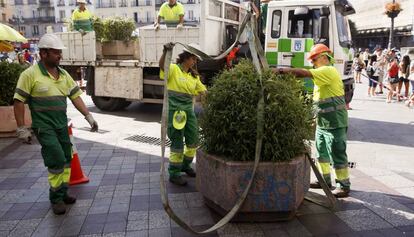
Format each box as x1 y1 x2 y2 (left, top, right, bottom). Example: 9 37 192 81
68 122 89 185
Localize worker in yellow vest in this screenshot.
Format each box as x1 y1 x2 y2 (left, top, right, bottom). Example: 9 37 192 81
154 0 184 30
273 44 350 198
72 0 93 32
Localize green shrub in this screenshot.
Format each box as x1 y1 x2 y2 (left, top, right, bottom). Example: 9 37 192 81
0 62 26 106
92 17 105 41
103 17 136 41
199 60 313 162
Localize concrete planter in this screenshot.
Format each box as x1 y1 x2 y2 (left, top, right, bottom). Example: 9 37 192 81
0 105 32 137
102 40 139 60
196 150 310 222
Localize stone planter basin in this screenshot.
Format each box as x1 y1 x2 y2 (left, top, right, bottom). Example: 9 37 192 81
196 150 310 222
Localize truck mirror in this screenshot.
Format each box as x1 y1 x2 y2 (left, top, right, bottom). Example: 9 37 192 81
320 17 329 41
320 6 330 16
294 7 309 16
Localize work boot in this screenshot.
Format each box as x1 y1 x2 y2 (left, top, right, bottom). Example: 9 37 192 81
52 201 66 215
310 181 332 189
169 176 187 186
63 195 77 205
183 168 196 177
332 187 350 198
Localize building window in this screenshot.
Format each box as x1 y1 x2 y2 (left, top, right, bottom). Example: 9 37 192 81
59 10 65 21
32 25 39 35
2 14 6 22
188 10 193 20
134 12 138 23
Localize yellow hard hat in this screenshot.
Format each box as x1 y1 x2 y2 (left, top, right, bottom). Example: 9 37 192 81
173 110 187 130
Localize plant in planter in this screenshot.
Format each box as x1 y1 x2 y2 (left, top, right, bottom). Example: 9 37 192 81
101 16 139 60
197 60 314 221
0 61 31 135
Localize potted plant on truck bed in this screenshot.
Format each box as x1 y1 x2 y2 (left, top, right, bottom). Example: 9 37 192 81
196 61 314 221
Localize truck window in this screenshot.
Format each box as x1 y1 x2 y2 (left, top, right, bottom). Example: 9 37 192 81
271 10 282 38
335 9 351 48
287 9 320 40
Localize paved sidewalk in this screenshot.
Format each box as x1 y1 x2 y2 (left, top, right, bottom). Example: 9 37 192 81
0 81 413 237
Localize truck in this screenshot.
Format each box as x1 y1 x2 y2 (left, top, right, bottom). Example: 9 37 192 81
58 0 356 112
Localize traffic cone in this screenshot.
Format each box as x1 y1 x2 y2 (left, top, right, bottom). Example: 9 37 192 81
68 122 89 185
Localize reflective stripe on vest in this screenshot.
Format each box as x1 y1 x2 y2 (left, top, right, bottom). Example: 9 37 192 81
316 95 346 114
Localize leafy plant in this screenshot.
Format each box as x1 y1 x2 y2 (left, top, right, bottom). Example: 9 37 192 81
0 62 26 106
103 17 136 41
200 60 313 162
92 17 105 41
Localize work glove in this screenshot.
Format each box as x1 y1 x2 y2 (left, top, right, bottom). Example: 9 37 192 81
163 42 175 52
154 22 160 31
85 114 98 132
176 23 183 30
16 126 32 144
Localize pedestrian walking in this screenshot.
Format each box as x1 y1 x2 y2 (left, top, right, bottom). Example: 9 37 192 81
272 44 350 198
367 55 381 97
375 48 385 94
386 54 400 103
363 48 370 69
13 33 98 215
353 53 364 83
159 43 207 186
397 55 410 99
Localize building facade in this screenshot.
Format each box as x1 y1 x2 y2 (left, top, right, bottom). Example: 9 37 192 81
9 0 58 39
0 0 13 24
349 0 414 49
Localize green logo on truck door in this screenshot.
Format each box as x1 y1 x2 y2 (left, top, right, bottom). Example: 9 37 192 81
265 38 314 92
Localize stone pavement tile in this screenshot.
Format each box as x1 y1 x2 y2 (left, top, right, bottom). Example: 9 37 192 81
103 221 127 233
109 203 129 213
263 228 290 237
149 210 170 229
377 227 407 237
80 222 105 235
22 208 49 219
85 213 108 224
350 177 398 195
89 205 111 215
127 219 148 231
102 232 126 237
149 227 171 237
375 175 414 189
0 210 26 220
298 212 353 236
106 212 129 223
7 227 36 237
217 223 240 235
37 216 65 228
171 225 219 237
397 225 414 233
31 226 59 237
68 205 90 216
126 230 148 237
189 207 214 227
281 218 312 237
130 195 150 211
0 220 19 231
353 191 414 227
149 194 163 210
55 215 86 236
0 204 13 212
335 209 393 231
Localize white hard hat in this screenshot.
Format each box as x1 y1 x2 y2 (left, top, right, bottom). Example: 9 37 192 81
38 33 66 50
77 0 87 3
183 43 203 60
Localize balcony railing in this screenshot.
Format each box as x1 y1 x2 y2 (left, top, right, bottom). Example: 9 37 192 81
28 0 37 4
119 1 128 7
14 0 23 5
96 2 116 8
23 16 55 23
131 0 151 7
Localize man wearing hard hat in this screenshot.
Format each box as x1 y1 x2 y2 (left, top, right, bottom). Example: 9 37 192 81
154 0 185 30
13 33 99 214
72 0 93 32
273 44 350 198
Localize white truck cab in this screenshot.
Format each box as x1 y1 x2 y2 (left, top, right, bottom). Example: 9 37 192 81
263 0 356 92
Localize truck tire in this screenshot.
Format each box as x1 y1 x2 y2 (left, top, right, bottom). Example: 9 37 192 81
91 96 130 111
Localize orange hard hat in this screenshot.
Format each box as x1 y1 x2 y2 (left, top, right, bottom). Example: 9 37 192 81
307 44 332 60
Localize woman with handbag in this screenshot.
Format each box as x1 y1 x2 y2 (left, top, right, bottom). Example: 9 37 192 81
386 57 400 103
353 53 364 84
398 55 411 99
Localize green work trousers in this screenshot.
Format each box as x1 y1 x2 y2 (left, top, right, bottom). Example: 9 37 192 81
315 126 350 189
34 126 72 204
168 108 199 178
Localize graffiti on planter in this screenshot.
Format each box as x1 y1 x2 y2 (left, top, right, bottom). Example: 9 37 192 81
238 171 293 211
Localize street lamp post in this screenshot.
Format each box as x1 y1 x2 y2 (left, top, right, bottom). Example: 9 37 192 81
385 0 402 49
